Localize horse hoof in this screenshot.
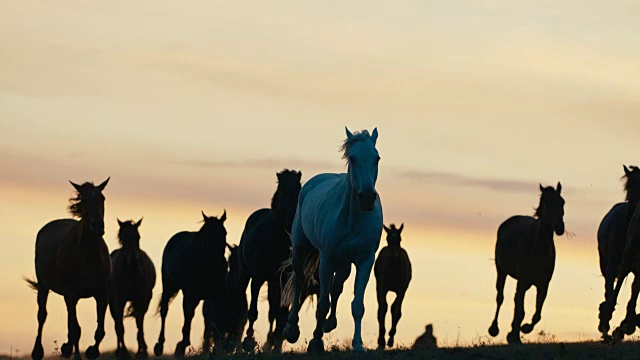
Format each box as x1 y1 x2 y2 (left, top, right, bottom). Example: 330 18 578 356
174 342 187 358
153 343 163 357
86 345 100 360
598 321 610 335
488 323 499 337
32 343 44 360
352 343 366 353
135 350 148 359
242 336 257 353
506 332 522 345
283 323 300 344
61 343 74 358
115 347 129 359
612 327 626 342
387 337 395 348
307 338 325 354
521 323 534 334
377 338 386 350
323 317 338 333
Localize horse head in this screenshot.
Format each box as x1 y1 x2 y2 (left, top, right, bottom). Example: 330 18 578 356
536 182 565 236
383 223 404 248
117 217 142 249
199 210 228 255
272 169 302 227
69 177 110 237
343 127 380 211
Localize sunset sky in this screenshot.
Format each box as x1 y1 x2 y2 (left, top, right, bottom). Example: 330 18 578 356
2 0 640 355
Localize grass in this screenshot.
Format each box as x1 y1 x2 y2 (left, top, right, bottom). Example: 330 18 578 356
12 339 640 360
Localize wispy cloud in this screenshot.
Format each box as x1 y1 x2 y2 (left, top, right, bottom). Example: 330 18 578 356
169 157 339 172
401 170 537 194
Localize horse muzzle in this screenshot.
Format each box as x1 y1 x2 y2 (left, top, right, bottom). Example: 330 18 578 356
358 191 377 212
554 222 565 236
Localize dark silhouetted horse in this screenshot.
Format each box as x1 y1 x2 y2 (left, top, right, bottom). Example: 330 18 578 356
488 183 565 345
375 223 412 349
237 169 302 353
26 178 111 360
109 218 156 359
598 165 640 340
203 244 247 353
412 324 437 350
154 211 228 357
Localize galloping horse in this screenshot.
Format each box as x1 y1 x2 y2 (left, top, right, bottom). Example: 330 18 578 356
375 223 412 349
282 127 383 353
237 169 302 353
27 178 111 360
109 218 156 359
488 183 565 344
597 165 640 340
203 244 248 353
154 211 228 356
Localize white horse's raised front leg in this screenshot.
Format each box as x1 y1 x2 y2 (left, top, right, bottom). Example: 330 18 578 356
352 255 375 352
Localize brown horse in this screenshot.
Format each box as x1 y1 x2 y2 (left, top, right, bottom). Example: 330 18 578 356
374 223 412 349
26 178 111 360
488 183 565 344
109 218 156 359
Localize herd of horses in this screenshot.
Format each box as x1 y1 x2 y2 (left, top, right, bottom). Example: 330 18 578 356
22 127 640 359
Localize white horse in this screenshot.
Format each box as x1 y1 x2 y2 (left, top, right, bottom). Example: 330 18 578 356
282 127 383 353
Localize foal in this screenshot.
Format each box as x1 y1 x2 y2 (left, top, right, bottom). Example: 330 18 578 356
375 223 412 349
154 211 228 357
27 178 111 360
109 218 156 359
488 183 565 344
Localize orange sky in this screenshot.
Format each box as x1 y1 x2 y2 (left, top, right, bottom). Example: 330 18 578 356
2 0 640 356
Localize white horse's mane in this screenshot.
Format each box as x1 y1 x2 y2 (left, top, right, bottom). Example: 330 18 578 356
340 130 373 160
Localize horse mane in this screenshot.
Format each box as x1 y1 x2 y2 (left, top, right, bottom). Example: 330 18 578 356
534 186 555 218
271 169 300 210
622 166 640 201
340 130 372 161
67 182 96 218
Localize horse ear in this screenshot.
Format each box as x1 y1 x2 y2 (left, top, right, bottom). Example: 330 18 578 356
371 127 378 145
69 180 82 191
97 177 110 191
135 217 143 228
117 218 124 227
539 183 544 192
276 172 281 180
556 182 562 194
383 225 390 233
399 223 404 232
625 165 631 176
220 209 227 222
297 171 302 181
345 126 354 139
202 210 208 221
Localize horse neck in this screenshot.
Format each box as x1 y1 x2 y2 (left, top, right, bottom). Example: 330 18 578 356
534 219 555 251
628 196 640 221
339 175 360 225
77 218 102 250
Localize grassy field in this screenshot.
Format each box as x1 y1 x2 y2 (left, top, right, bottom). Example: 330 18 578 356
5 341 638 360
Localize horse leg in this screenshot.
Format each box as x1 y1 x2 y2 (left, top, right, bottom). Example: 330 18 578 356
387 291 406 348
376 287 388 350
283 229 313 344
154 288 177 356
85 291 108 359
602 268 631 339
134 298 151 359
507 281 530 345
307 256 334 354
616 273 640 338
62 296 81 360
31 285 49 360
175 294 198 357
351 255 375 352
521 283 548 334
242 278 263 352
109 295 128 359
488 266 506 337
325 264 351 334
263 281 277 352
272 303 289 354
599 263 618 335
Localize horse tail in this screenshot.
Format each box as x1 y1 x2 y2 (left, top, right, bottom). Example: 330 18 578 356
280 250 320 308
155 292 178 316
23 276 40 291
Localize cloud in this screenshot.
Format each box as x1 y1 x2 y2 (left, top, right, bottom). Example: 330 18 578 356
169 157 338 172
401 170 537 194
